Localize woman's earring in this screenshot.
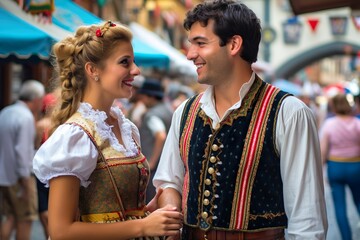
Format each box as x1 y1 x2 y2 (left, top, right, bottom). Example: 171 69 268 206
94 76 99 81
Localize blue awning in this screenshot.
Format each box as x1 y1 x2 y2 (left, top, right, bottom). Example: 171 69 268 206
53 0 169 68
0 7 55 60
53 0 102 32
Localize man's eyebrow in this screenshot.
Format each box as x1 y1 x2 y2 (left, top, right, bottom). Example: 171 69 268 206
189 36 208 42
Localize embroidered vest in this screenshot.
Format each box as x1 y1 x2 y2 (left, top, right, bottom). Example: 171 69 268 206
179 77 289 232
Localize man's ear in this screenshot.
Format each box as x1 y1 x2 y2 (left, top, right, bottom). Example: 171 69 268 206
84 62 99 80
229 35 243 56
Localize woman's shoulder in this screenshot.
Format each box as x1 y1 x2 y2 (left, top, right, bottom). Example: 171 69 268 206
34 123 98 188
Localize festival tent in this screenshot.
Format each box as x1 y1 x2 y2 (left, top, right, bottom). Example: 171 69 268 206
52 0 169 68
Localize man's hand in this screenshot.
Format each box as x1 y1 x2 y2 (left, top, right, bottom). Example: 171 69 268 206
145 188 163 212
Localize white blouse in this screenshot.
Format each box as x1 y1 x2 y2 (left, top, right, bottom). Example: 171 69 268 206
33 102 140 188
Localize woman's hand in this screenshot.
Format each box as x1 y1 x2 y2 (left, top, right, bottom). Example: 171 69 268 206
141 205 183 237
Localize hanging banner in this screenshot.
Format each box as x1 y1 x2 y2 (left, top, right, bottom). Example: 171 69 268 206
307 18 319 33
26 0 54 13
329 16 348 35
20 0 54 22
282 17 302 44
351 15 360 31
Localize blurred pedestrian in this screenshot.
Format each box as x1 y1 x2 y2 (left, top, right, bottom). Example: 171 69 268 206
354 94 360 119
320 93 360 240
34 91 59 240
154 0 328 239
32 21 182 239
167 82 195 111
137 78 173 202
127 75 146 128
0 79 45 240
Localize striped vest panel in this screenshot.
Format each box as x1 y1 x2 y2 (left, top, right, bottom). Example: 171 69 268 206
179 78 289 232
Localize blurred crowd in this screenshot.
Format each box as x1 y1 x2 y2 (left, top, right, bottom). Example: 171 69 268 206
1 73 360 239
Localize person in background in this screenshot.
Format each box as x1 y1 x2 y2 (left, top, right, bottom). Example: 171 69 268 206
126 75 147 128
35 91 59 149
354 94 360 119
0 79 45 240
153 1 328 239
167 82 195 111
137 78 173 203
320 93 360 240
34 91 59 240
33 21 182 240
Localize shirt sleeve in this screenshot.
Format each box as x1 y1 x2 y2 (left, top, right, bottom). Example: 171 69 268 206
146 115 166 135
33 124 98 188
153 101 186 194
276 96 328 239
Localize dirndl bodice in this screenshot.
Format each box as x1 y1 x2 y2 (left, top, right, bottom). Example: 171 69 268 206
66 112 164 240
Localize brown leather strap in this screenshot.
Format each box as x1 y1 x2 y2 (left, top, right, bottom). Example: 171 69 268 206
185 226 285 240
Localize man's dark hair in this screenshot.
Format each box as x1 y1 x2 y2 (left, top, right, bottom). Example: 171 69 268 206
184 0 261 64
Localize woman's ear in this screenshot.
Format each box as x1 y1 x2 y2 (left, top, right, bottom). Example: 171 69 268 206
84 62 99 80
229 35 243 56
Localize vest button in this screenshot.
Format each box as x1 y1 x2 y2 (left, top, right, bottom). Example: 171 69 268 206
209 156 217 163
204 190 210 197
201 211 208 219
203 199 209 205
211 144 219 151
205 179 211 185
208 167 215 174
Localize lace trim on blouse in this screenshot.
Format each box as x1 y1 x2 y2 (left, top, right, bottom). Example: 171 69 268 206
78 102 138 157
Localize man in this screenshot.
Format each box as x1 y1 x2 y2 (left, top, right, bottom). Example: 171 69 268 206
137 78 173 203
0 80 45 240
153 1 328 239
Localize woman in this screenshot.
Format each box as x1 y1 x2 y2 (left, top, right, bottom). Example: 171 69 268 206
320 93 360 240
33 21 182 240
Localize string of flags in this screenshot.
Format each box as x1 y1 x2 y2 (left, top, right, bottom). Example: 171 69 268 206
282 15 360 44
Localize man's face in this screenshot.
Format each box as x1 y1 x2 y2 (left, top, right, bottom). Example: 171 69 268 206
186 20 232 86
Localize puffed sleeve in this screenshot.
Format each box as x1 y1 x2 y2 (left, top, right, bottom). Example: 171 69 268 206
33 124 98 187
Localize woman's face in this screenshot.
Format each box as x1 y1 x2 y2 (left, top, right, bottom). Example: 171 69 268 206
97 41 140 100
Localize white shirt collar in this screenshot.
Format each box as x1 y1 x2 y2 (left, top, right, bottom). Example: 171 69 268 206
199 72 256 125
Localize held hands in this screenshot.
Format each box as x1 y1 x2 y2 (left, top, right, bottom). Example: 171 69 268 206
142 205 183 238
